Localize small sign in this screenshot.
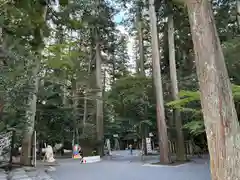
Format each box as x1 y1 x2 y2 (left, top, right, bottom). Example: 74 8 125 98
146 138 152 153
149 132 153 137
146 138 151 143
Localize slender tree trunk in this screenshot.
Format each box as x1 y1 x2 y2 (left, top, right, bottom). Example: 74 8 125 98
62 76 68 146
137 6 145 76
149 0 169 164
93 0 104 156
21 6 47 165
0 27 3 66
186 0 240 179
0 27 4 120
237 0 240 30
112 49 116 82
72 80 79 143
63 80 68 106
136 4 148 154
95 40 104 156
82 97 87 134
0 27 2 42
62 73 68 147
103 69 106 97
83 48 93 134
135 50 140 74
21 62 40 165
168 14 186 161
0 27 7 67
59 27 68 144
0 101 3 121
82 96 88 131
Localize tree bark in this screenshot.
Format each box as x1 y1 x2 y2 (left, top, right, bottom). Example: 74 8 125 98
21 5 47 165
0 27 3 120
237 0 240 30
62 79 68 106
95 40 104 156
136 4 145 76
83 46 93 134
168 14 186 161
112 47 116 82
83 96 87 134
21 61 40 166
72 80 79 143
103 68 106 97
186 0 240 179
0 27 3 67
149 0 170 164
136 2 148 154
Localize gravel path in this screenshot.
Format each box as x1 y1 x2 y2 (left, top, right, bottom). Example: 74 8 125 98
49 150 211 180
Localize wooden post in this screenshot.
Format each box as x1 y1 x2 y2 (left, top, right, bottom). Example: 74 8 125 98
9 130 15 170
31 131 36 167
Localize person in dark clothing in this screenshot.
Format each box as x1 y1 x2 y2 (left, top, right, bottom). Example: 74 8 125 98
79 146 84 163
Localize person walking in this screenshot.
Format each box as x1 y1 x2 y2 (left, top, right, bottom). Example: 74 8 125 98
79 146 84 163
129 144 133 155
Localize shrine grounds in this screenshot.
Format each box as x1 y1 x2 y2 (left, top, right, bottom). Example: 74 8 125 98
48 150 211 180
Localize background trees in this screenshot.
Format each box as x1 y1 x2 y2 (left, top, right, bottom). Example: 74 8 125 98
1 1 240 178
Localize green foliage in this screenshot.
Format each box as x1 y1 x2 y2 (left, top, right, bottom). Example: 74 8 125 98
223 37 240 84
1 0 240 148
107 76 156 137
0 0 119 145
45 42 81 70
166 90 200 109
183 120 204 136
167 84 240 109
166 85 240 135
